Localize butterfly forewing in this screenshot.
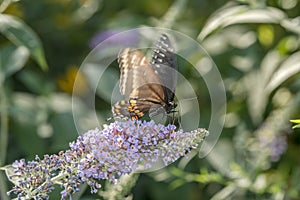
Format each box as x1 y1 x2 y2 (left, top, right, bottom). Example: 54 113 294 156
151 34 177 103
118 48 164 99
118 49 144 97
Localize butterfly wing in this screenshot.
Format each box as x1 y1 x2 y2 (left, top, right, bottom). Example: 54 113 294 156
113 48 166 119
118 48 144 98
118 48 165 99
151 34 177 103
112 99 162 120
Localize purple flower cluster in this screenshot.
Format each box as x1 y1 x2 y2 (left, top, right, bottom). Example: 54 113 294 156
89 30 139 49
268 134 287 162
6 154 63 199
257 125 287 162
5 120 208 199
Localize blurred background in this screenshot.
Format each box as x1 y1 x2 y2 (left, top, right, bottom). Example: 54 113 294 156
1 0 300 199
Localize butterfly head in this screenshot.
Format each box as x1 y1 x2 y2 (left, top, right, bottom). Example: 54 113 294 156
165 101 177 113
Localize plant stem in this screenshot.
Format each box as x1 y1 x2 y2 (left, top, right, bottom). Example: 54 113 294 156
0 85 9 200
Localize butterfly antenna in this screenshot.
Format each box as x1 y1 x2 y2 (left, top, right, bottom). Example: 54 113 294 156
177 112 182 129
172 110 176 125
170 110 182 129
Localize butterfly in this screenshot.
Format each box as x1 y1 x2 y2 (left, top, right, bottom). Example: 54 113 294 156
112 34 177 120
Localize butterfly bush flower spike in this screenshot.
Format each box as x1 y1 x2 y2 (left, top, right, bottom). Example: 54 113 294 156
5 120 208 199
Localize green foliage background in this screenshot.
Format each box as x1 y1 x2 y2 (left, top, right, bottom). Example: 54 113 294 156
1 0 300 199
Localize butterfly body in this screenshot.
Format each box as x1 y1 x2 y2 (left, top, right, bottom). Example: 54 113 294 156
112 34 177 120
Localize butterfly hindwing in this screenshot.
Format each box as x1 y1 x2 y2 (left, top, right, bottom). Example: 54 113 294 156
112 100 145 120
112 98 163 120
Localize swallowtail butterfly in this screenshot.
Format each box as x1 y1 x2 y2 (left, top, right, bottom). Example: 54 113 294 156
112 34 177 120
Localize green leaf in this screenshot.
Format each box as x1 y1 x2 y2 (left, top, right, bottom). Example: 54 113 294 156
0 44 29 81
292 124 300 129
207 139 235 176
83 63 119 103
290 119 300 129
0 0 16 13
17 70 54 95
244 50 282 123
290 119 300 123
265 51 300 94
210 185 237 200
198 5 286 41
0 14 48 70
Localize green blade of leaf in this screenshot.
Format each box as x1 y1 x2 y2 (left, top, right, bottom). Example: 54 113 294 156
0 14 48 70
292 124 300 129
290 119 300 129
0 44 29 81
290 119 300 123
265 51 300 94
198 5 250 41
198 6 286 41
